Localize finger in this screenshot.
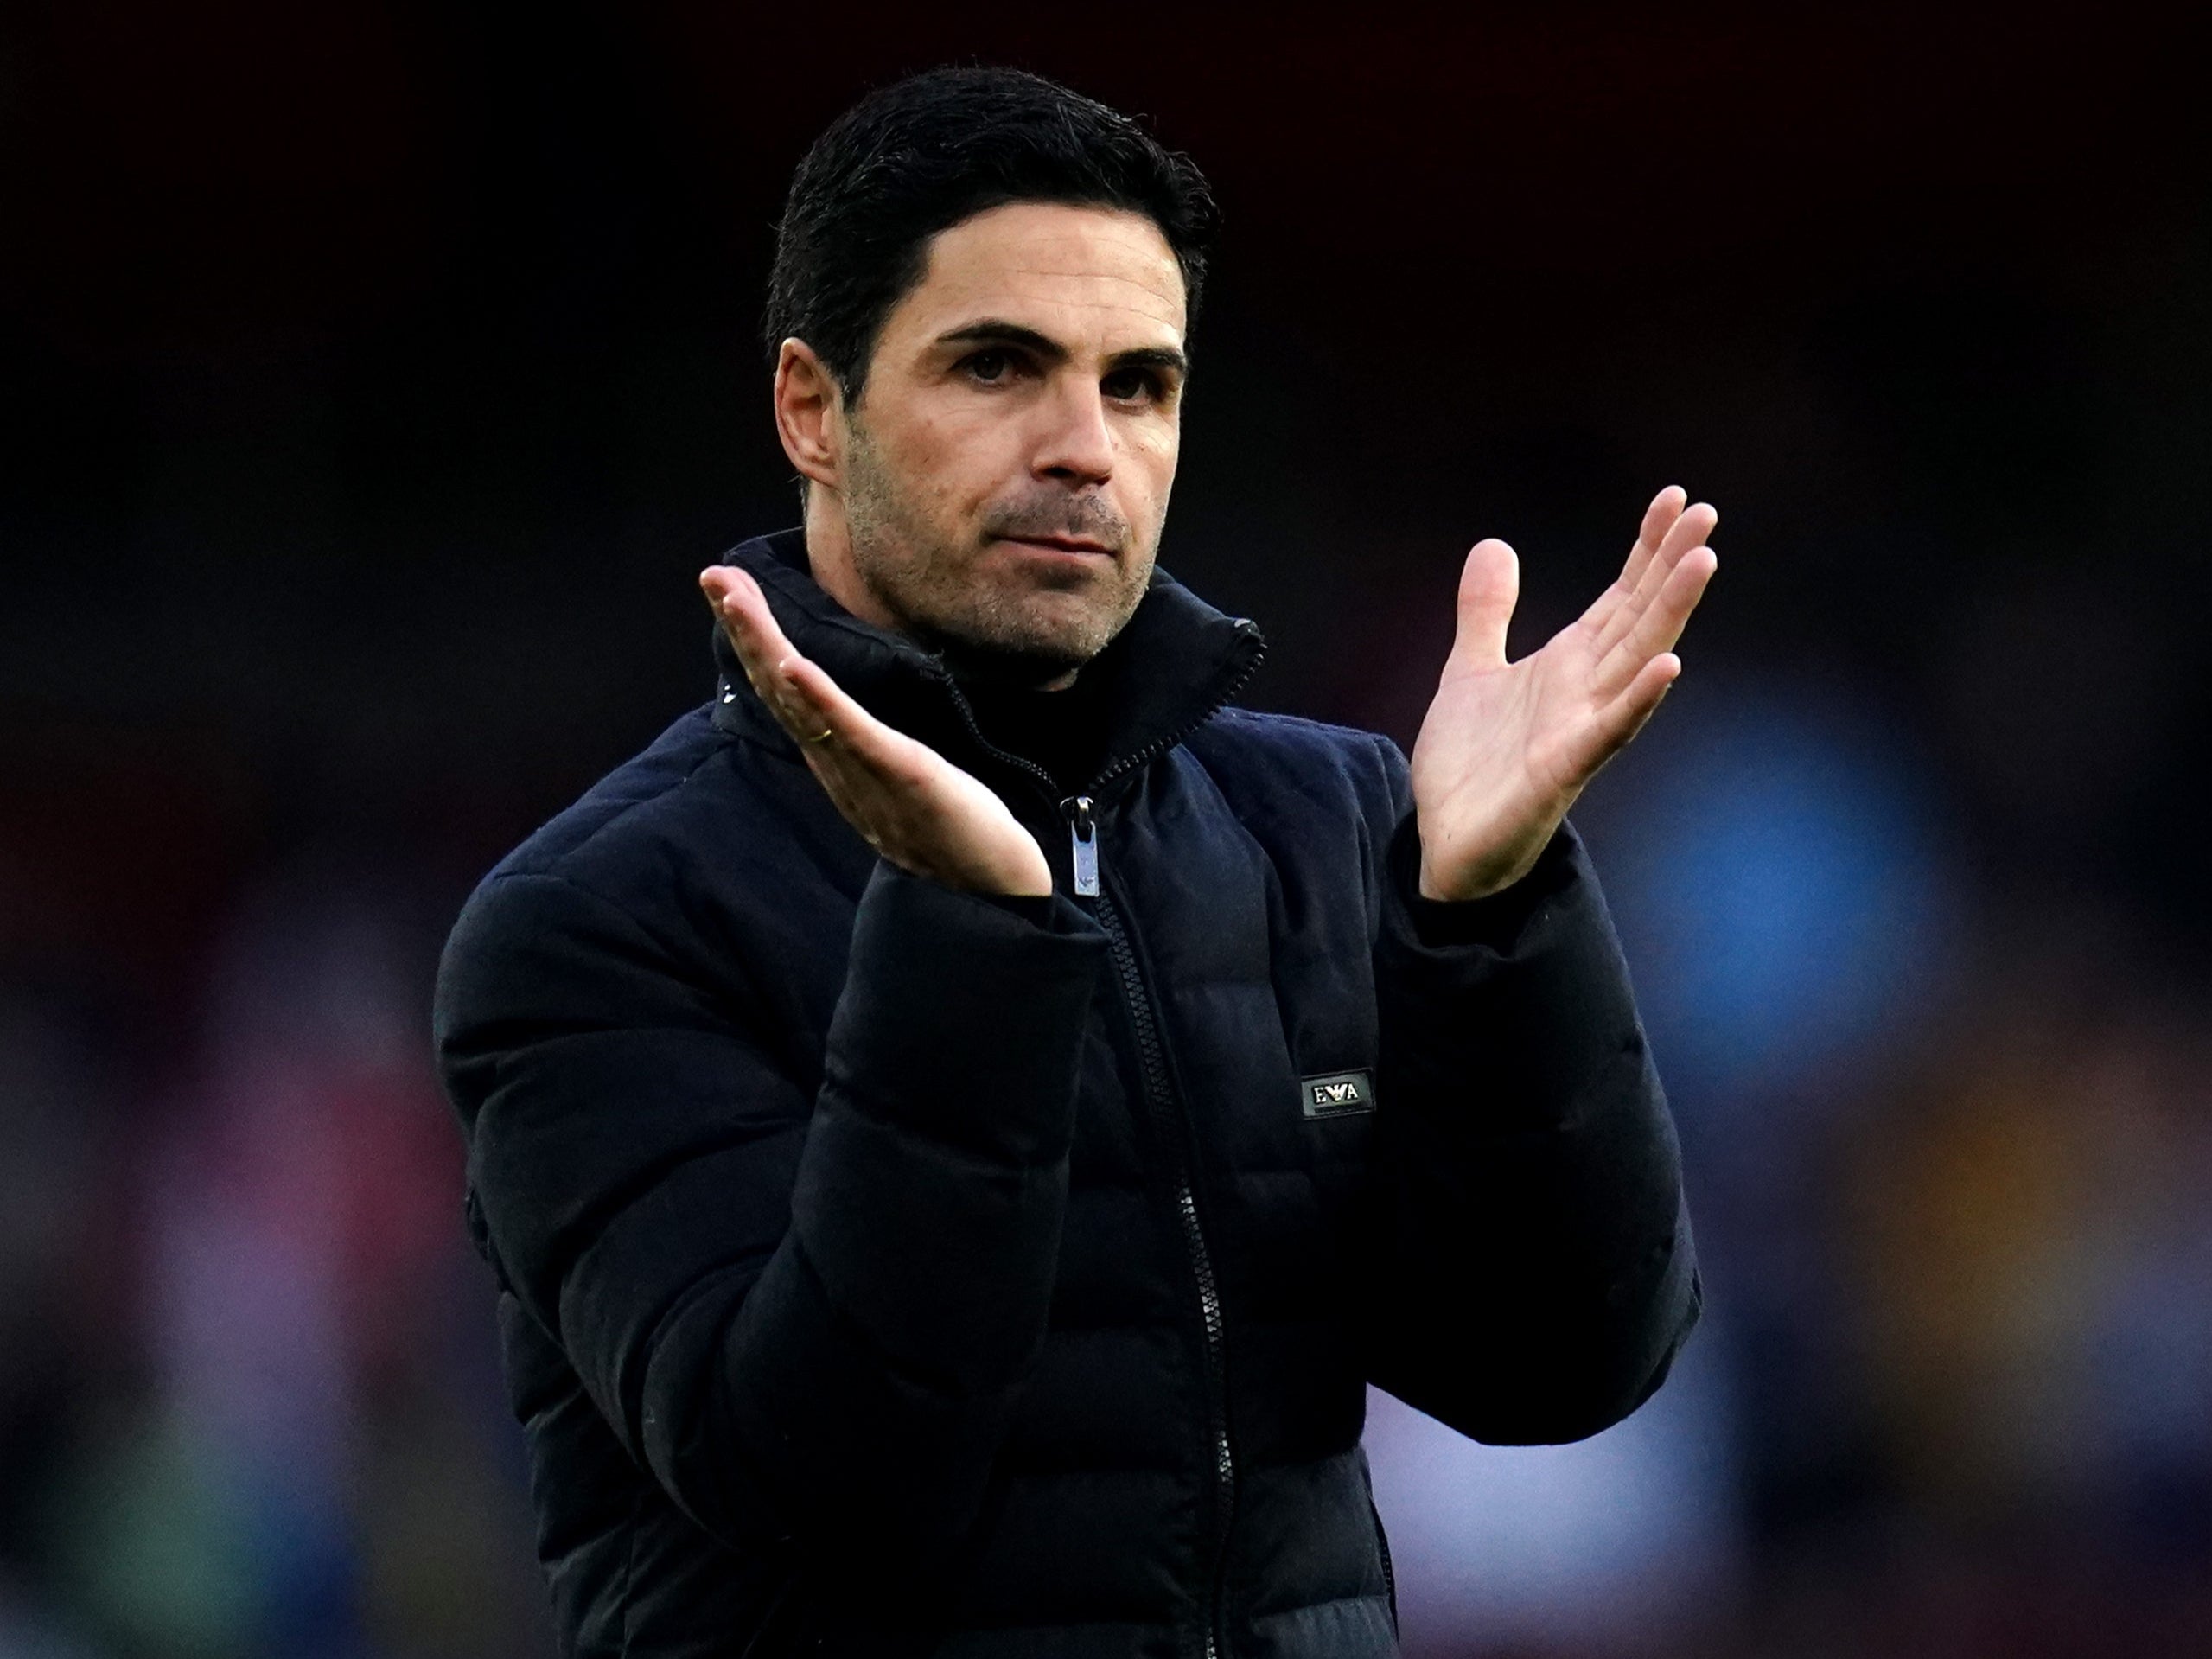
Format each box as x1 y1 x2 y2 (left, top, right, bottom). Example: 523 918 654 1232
782 654 1042 887
776 653 920 778
1654 499 1718 576
1591 501 1718 659
700 567 789 679
1584 487 1686 642
701 566 819 728
771 657 932 852
1613 485 1687 598
700 566 882 768
1596 546 1717 698
1441 539 1519 676
1564 652 1682 781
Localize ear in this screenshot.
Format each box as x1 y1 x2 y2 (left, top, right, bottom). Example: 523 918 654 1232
773 338 845 491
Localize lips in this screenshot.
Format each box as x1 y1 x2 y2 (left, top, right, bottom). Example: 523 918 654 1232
999 534 1115 556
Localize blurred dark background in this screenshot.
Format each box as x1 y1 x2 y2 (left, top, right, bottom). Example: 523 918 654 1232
3 4 2208 1655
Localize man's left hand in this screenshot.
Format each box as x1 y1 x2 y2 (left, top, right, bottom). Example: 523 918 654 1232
1411 486 1718 902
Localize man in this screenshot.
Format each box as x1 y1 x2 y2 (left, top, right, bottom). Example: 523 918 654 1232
434 66 1710 1658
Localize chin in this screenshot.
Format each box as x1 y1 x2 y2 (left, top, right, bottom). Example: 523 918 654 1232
929 603 1120 680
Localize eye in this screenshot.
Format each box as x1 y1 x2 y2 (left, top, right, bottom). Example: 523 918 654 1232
962 348 1015 383
1101 367 1156 403
1104 366 1176 407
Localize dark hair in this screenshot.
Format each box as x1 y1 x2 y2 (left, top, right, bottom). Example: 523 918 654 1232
764 67 1219 403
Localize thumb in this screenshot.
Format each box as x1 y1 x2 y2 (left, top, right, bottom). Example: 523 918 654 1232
1444 538 1518 674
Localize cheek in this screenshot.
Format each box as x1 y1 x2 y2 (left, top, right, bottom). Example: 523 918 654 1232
899 407 1019 516
1122 426 1181 513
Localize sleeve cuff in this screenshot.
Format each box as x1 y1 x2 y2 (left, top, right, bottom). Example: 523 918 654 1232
961 887 1068 930
824 860 1108 1164
1374 809 1648 1130
1384 810 1578 951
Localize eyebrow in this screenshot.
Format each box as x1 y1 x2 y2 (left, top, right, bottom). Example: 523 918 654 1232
935 320 1189 378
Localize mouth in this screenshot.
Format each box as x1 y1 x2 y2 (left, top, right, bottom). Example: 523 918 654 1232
996 533 1117 558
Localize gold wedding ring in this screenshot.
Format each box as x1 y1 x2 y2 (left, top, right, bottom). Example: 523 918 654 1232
804 725 835 744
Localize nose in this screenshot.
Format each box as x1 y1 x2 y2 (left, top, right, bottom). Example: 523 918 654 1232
1031 373 1116 487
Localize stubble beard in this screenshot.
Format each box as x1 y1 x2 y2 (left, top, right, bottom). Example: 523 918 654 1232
838 415 1157 681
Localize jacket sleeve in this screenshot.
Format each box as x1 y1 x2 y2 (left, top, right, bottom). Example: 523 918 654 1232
1358 737 1700 1444
432 856 1107 1572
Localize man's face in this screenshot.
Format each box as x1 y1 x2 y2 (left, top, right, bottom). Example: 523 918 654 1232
832 201 1189 676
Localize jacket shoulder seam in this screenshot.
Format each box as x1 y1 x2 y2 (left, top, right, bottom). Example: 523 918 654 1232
470 867 703 1003
557 717 730 871
1190 708 1404 820
528 717 731 874
469 858 787 1066
1207 705 1386 749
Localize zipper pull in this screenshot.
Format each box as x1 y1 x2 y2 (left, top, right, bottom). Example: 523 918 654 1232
1061 795 1099 896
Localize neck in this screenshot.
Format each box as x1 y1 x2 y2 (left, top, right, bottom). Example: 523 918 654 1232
943 642 1082 693
802 491 903 635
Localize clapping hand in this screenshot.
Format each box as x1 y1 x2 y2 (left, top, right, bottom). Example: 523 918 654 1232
701 565 1055 898
1409 487 1718 901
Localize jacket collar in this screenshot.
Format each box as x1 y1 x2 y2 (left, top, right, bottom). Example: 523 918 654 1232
709 526 1266 807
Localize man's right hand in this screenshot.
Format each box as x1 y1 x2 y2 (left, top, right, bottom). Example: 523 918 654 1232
701 566 1055 898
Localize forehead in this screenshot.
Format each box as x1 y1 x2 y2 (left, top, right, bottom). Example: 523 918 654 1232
886 201 1188 348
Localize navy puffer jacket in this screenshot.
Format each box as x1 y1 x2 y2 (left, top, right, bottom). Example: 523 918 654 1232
431 527 1700 1656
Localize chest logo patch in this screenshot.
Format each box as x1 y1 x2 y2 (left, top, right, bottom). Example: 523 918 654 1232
1300 1069 1376 1119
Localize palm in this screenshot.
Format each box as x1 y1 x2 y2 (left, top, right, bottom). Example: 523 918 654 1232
1410 488 1718 901
702 565 1055 897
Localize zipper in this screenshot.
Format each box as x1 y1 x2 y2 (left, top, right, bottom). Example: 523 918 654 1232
1067 619 1265 807
1067 794 1100 896
928 629 1264 1658
924 618 1265 890
1096 882 1238 1659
